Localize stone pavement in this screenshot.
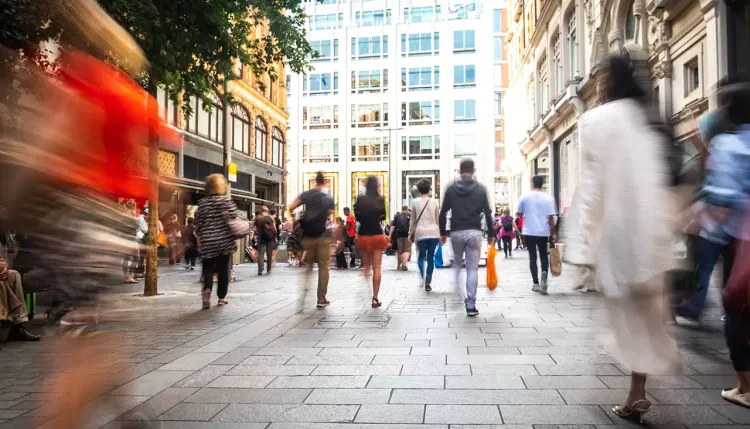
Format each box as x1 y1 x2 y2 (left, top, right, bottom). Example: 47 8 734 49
0 248 746 429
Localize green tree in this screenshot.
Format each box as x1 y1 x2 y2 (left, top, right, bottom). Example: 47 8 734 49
97 0 313 295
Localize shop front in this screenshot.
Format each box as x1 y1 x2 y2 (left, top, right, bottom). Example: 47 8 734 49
552 127 580 217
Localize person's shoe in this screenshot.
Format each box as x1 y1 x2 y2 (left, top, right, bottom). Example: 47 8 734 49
317 300 331 308
466 307 479 317
217 298 229 306
401 265 409 271
675 315 701 328
540 272 548 295
10 324 41 341
202 289 211 310
425 282 432 292
532 284 540 292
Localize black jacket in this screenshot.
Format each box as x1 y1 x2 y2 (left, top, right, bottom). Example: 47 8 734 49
439 177 493 236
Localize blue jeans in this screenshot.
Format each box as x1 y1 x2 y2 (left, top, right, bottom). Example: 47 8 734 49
450 230 483 309
683 237 731 320
417 238 440 284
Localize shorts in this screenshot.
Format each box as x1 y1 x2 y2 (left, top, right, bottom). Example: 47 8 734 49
356 235 390 253
396 237 412 254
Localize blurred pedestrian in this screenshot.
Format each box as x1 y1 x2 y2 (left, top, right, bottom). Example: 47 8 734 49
288 172 335 307
354 176 389 307
182 217 198 270
498 209 516 258
119 200 139 283
165 214 182 265
195 174 239 309
334 217 348 269
270 208 282 266
343 207 357 268
251 206 276 276
410 179 440 291
517 176 557 294
565 54 682 422
439 159 494 317
389 206 412 270
514 212 525 249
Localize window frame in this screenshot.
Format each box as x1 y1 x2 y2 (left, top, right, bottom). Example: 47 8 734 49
351 35 389 60
303 138 340 163
310 39 339 62
303 105 339 130
453 29 476 52
272 127 284 168
453 64 476 88
401 135 441 160
351 136 390 162
350 102 389 128
255 117 269 162
401 66 440 91
401 100 441 126
355 9 392 27
303 72 339 96
351 69 388 94
453 99 477 123
403 5 442 23
401 32 440 57
231 104 251 154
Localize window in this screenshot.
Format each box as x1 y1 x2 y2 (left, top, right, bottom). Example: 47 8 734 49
311 40 339 62
654 86 660 109
303 138 339 163
309 13 344 30
231 105 251 154
453 30 475 52
272 128 284 167
355 9 392 27
494 92 502 116
303 72 339 96
255 117 268 162
351 137 389 162
351 69 388 93
351 36 388 60
453 134 477 158
401 135 440 160
404 6 441 23
552 34 562 96
454 65 476 88
350 103 388 128
184 93 224 144
493 9 502 32
625 1 637 43
567 9 579 79
538 55 549 115
454 99 477 123
157 86 178 125
401 32 440 56
303 105 339 129
684 58 700 96
451 2 477 20
401 66 440 91
494 64 502 88
493 37 502 61
401 101 440 126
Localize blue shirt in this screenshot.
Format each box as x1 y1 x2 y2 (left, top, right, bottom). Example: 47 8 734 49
517 191 556 237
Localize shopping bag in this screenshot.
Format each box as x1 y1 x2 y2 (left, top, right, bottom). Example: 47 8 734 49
435 243 444 268
486 246 498 290
156 232 168 248
549 244 562 277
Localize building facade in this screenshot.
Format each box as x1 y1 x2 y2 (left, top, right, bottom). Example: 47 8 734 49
503 0 743 216
287 0 509 219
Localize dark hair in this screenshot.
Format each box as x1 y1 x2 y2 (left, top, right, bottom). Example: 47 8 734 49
724 82 750 125
459 159 475 174
270 208 277 215
315 171 325 185
187 217 194 225
365 176 380 198
603 54 644 103
532 175 544 189
416 178 431 194
402 205 409 212
343 207 351 215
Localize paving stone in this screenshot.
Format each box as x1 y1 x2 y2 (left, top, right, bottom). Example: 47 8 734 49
648 389 728 405
467 347 522 355
227 365 316 376
314 341 362 348
359 340 430 348
304 389 392 404
319 347 411 356
430 340 489 347
110 371 193 396
311 365 402 376
485 339 553 347
470 365 539 376
599 376 704 389
173 365 232 388
146 347 199 365
519 347 606 355
424 405 502 424
601 405 732 425
210 348 260 365
157 403 228 421
411 347 469 356
558 389 650 405
549 355 621 365
448 355 555 365
390 389 564 405
711 405 750 424
287 356 375 366
689 375 738 389
534 364 623 376
269 376 370 388
500 405 612 424
184 388 311 404
401 365 471 376
367 376 444 389
446 376 525 389
266 340 321 348
372 356 447 365
120 388 198 420
158 353 227 371
255 348 323 356
354 404 425 423
688 364 736 375
144 422 267 429
267 425 447 429
213 404 359 423
523 376 608 389
206 376 276 388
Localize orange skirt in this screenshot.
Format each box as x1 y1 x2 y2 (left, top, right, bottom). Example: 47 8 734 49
356 235 390 253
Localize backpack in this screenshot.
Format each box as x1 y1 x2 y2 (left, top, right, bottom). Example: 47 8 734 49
260 217 276 242
502 219 513 232
395 213 410 236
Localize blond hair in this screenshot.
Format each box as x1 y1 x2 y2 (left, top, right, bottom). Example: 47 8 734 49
205 174 227 196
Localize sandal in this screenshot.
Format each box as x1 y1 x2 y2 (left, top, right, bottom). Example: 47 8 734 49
613 399 651 423
217 299 229 306
722 387 750 408
371 297 382 308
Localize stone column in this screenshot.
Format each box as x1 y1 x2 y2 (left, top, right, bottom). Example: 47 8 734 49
701 0 721 109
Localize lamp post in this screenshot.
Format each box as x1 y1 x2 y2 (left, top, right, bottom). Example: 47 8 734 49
376 127 404 217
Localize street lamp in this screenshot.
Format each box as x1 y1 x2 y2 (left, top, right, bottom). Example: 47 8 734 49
376 127 404 217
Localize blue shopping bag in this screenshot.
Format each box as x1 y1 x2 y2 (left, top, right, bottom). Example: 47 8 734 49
435 242 444 268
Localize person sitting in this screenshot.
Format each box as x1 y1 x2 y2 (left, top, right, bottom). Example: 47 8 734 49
0 256 41 341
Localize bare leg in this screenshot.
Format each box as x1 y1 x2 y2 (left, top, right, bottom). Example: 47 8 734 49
628 372 647 403
371 250 383 300
361 252 372 282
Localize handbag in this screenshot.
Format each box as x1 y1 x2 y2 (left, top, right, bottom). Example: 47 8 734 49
434 242 444 268
549 244 563 277
408 198 431 243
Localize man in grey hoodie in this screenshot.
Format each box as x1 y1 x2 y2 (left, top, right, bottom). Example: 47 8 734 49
439 159 494 316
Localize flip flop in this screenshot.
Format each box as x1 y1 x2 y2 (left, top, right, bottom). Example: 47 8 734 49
722 388 750 408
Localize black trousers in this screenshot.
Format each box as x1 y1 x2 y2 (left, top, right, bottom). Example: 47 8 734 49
346 236 357 267
336 249 348 268
501 236 513 256
202 253 230 299
524 235 549 284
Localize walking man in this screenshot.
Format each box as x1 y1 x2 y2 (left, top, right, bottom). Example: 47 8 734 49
343 207 357 268
288 172 335 307
251 206 276 276
439 159 494 316
517 175 557 294
389 206 412 270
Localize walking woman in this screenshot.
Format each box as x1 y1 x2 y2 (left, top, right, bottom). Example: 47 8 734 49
353 176 389 308
565 54 681 423
165 214 182 265
409 179 440 291
195 174 239 309
498 209 516 258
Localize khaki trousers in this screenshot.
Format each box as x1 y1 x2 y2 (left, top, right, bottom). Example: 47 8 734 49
303 237 332 302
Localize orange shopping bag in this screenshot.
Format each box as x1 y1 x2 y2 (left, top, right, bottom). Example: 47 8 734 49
486 245 498 290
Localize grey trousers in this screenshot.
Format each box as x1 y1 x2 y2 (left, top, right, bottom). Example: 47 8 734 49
1 270 28 324
450 230 483 309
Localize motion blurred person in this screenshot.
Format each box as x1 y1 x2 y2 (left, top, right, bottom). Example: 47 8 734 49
182 217 198 270
518 176 557 294
410 179 440 291
498 209 516 258
0 255 40 341
343 207 357 268
565 54 681 422
289 172 335 307
354 177 390 307
195 174 239 309
389 206 412 270
514 212 525 249
165 214 181 265
251 206 276 276
439 159 494 317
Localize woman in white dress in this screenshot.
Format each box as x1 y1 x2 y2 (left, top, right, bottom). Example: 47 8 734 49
564 54 682 423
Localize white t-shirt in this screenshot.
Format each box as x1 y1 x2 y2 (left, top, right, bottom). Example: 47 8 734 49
518 190 556 237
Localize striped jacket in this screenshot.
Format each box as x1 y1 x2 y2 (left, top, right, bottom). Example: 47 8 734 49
195 195 238 259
